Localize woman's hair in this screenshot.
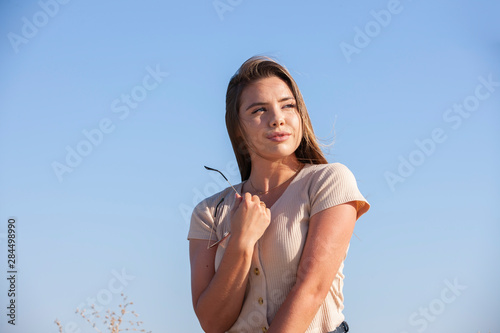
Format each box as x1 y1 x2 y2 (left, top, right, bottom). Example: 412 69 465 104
226 56 328 181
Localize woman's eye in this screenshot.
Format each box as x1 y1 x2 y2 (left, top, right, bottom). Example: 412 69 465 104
284 104 296 109
252 107 265 114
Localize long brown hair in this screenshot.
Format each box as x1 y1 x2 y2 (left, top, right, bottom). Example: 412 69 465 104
225 56 328 181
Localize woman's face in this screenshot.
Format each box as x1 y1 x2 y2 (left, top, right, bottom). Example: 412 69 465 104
238 76 303 164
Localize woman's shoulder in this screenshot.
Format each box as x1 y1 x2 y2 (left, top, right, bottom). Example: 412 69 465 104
303 162 370 218
302 162 356 180
189 183 241 240
300 162 361 195
192 184 240 215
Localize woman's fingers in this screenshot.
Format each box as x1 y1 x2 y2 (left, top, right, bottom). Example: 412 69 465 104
247 193 268 212
229 192 271 246
230 192 243 212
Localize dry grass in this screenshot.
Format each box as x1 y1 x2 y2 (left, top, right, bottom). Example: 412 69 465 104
55 293 151 333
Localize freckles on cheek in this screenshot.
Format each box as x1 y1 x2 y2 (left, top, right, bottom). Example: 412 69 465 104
247 119 263 130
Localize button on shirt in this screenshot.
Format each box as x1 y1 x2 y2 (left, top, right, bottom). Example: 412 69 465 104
188 163 370 332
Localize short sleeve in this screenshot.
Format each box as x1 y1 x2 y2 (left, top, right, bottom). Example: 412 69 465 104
187 199 215 240
309 163 370 220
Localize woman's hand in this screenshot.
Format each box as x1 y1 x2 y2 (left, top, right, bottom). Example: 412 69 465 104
230 192 271 249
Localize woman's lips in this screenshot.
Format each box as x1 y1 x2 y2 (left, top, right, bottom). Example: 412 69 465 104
267 132 291 142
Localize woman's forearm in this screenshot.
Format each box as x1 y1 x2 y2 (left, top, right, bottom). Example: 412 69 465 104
267 282 326 333
195 237 254 333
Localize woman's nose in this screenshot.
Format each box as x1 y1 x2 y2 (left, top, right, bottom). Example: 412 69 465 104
269 106 285 127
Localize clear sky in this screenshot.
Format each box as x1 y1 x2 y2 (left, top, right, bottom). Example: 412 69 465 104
1 0 499 332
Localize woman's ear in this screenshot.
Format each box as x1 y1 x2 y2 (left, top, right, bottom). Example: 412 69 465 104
237 140 249 156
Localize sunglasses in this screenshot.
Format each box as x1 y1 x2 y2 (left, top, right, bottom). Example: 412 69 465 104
204 166 240 249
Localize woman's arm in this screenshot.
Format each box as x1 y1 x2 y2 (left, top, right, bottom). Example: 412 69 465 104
189 238 253 333
190 192 271 333
267 202 358 333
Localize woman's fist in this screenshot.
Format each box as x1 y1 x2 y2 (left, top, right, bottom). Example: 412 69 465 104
229 192 271 248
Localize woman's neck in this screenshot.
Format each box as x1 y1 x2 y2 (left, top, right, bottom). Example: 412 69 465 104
247 156 303 194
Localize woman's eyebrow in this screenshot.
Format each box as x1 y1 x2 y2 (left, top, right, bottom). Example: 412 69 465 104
245 96 295 111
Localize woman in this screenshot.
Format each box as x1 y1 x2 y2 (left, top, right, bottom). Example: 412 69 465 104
188 56 370 333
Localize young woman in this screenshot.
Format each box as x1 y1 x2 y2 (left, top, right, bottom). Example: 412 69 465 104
188 56 370 333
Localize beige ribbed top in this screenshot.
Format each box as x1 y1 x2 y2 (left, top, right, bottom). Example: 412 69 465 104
188 163 370 332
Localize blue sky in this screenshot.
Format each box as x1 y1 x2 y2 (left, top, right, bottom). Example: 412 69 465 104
1 0 499 332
